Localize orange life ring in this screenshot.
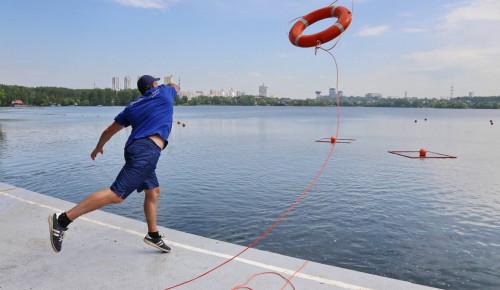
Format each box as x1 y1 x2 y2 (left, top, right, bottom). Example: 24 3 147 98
289 6 352 48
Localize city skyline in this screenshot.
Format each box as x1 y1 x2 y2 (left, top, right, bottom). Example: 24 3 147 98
110 75 472 99
1 1 499 99
110 75 252 97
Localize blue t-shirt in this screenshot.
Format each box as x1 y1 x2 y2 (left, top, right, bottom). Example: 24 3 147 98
114 84 176 148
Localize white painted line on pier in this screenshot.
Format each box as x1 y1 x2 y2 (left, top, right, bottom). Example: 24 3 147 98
1 188 371 290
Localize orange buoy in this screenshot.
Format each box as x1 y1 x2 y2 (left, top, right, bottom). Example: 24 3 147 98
289 6 352 48
419 149 427 158
330 136 337 143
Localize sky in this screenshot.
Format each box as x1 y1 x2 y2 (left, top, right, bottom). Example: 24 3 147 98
1 0 499 99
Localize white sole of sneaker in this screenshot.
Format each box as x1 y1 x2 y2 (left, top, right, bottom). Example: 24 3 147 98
48 214 60 253
143 238 171 253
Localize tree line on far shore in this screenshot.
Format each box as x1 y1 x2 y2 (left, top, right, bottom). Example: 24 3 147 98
1 84 499 109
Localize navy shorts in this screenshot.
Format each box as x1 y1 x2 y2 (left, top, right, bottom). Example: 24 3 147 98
110 138 162 199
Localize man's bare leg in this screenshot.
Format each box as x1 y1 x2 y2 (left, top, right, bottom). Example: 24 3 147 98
49 188 122 252
66 188 123 221
143 187 170 252
144 187 160 233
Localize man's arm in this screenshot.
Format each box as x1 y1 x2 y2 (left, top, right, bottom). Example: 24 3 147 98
167 83 180 94
91 121 124 160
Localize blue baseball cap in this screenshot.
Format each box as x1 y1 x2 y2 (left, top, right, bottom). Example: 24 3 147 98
137 75 160 94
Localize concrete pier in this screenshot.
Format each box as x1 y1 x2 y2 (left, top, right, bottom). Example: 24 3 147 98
0 182 440 290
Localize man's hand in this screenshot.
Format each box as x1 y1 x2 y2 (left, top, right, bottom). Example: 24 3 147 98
90 122 124 160
167 83 180 93
91 147 104 160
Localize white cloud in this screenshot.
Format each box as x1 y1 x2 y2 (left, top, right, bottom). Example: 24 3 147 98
111 0 179 10
357 25 390 37
403 1 500 72
407 48 480 70
404 46 500 78
402 27 428 33
444 0 500 25
439 0 500 40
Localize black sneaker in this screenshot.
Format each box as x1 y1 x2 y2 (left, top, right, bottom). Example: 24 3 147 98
143 234 171 253
48 213 68 253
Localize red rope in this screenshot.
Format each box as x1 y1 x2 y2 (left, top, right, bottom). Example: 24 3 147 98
279 260 309 290
229 260 309 290
165 5 347 288
166 60 341 290
166 139 337 289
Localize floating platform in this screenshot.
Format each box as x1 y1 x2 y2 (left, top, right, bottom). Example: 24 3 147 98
388 149 457 159
0 182 439 290
315 137 356 144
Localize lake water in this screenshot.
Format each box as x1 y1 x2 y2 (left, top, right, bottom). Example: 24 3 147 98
1 106 499 289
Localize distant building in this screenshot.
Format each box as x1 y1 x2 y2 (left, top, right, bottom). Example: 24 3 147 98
112 77 120 91
328 88 336 98
124 76 131 90
259 83 268 97
316 88 337 100
209 89 220 97
178 90 193 99
165 75 174 85
11 99 23 106
469 91 474 97
365 93 383 98
229 87 235 97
